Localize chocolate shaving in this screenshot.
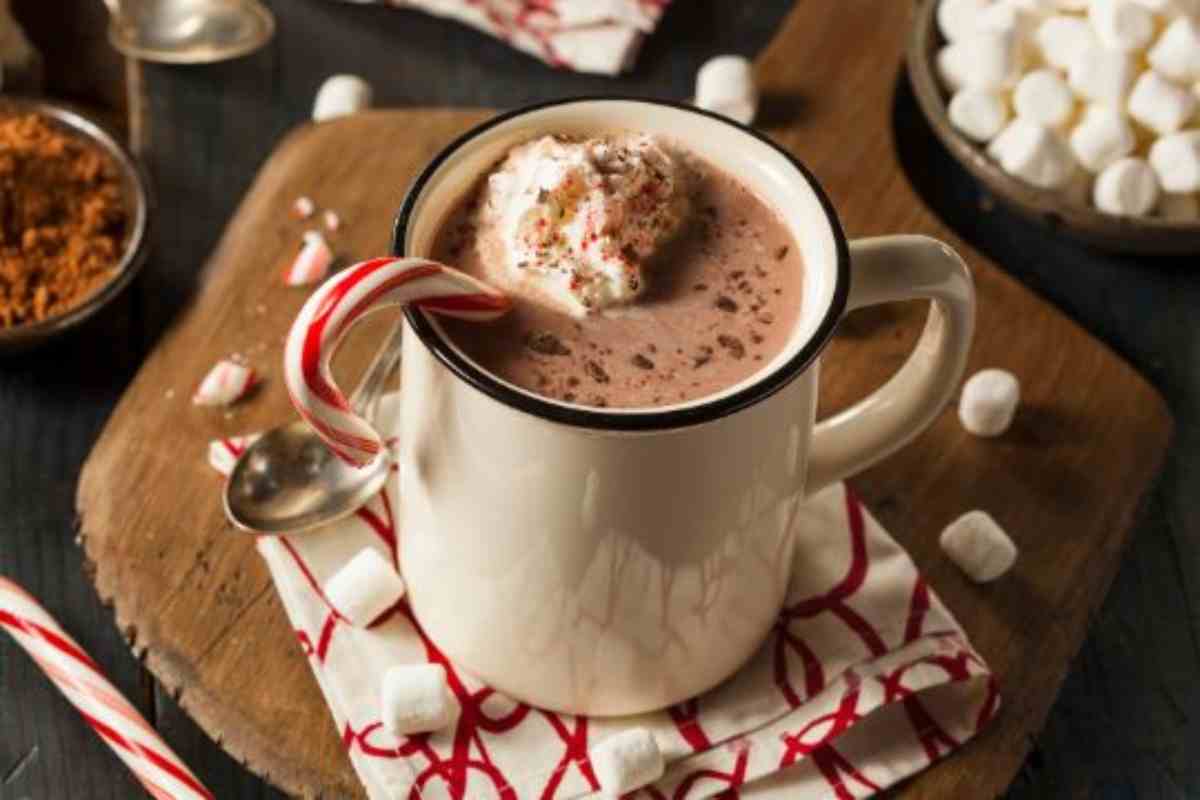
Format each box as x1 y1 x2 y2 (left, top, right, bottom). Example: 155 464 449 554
693 345 714 368
585 360 610 383
717 334 746 359
715 295 739 313
775 245 789 260
757 311 775 325
525 331 571 356
631 353 655 370
693 283 708 291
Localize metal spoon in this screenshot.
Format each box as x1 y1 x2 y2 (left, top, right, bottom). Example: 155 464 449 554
224 322 403 534
103 0 275 64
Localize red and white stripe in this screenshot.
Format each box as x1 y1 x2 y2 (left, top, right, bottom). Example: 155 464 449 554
192 359 257 406
283 231 335 287
0 576 213 800
284 257 510 467
207 433 261 476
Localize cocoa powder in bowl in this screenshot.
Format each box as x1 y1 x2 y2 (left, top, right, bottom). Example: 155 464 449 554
0 112 128 327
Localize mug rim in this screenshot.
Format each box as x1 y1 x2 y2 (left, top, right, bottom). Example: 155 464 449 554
392 96 850 432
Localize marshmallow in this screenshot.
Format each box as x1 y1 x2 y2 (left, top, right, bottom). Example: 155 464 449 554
323 209 341 232
193 359 257 406
1093 156 1161 214
1133 0 1200 13
1007 0 1058 13
958 368 1020 436
940 511 1018 583
380 664 455 735
694 55 758 125
1158 190 1200 218
312 74 373 122
323 548 406 627
1089 0 1155 53
590 729 664 797
987 118 1077 188
1069 104 1137 171
937 0 993 42
977 3 1039 37
949 88 1012 141
1148 17 1200 85
1034 15 1098 71
1128 71 1198 135
1068 44 1136 106
938 31 1024 91
1149 130 1200 192
1014 68 1077 128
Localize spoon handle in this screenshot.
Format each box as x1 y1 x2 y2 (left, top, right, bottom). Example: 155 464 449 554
348 320 404 426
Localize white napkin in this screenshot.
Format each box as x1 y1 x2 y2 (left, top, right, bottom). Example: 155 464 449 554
339 0 670 75
211 400 997 799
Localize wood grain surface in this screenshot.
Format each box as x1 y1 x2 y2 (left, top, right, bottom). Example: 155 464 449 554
71 4 1173 799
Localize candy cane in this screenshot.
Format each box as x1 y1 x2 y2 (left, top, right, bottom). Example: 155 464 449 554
0 577 213 800
284 257 510 467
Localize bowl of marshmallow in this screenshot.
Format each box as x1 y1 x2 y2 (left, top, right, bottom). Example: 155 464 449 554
907 0 1200 254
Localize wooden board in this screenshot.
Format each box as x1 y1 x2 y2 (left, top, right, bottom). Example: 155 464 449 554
76 4 1173 798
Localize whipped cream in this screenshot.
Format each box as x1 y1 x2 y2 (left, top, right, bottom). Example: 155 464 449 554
479 134 690 315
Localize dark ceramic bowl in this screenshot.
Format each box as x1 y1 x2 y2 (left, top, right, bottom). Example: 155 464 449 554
906 0 1200 255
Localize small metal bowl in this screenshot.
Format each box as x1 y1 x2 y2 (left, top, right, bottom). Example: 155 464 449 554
0 98 151 352
906 0 1200 255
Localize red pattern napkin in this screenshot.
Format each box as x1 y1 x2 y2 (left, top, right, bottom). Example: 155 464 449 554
210 412 998 799
343 0 672 74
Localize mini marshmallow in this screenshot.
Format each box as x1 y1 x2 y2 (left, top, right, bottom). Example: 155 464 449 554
1128 71 1198 135
937 0 992 42
1069 104 1137 171
312 74 373 122
590 729 664 797
1014 68 1076 129
323 209 341 232
940 511 1018 583
987 118 1077 188
292 196 315 219
938 31 1023 91
958 368 1020 437
1034 15 1098 71
380 664 455 735
283 230 334 286
323 547 406 627
1068 44 1136 106
1149 130 1200 192
949 88 1011 141
1089 0 1155 53
193 359 257 406
1148 17 1200 85
1007 0 1057 13
977 3 1038 37
694 55 758 125
1158 191 1200 219
1093 156 1160 214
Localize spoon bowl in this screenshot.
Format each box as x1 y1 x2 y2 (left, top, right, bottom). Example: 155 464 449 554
107 0 275 64
224 420 392 533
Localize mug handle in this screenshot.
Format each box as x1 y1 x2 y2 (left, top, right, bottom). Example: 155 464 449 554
805 235 975 495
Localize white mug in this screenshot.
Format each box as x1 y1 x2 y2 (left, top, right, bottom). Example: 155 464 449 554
288 98 975 716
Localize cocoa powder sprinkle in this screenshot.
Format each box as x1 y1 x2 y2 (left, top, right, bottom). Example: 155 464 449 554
585 360 610 383
715 294 738 312
524 330 571 356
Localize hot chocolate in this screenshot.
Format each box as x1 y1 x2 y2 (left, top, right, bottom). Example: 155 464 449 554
433 134 804 409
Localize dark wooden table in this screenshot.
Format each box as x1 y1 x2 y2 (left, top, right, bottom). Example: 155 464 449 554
2 2 1197 797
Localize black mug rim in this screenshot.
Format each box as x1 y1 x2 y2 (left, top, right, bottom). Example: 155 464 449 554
392 96 850 432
